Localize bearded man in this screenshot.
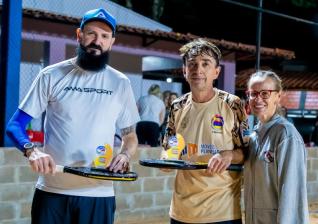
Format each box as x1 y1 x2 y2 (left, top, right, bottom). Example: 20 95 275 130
6 8 140 224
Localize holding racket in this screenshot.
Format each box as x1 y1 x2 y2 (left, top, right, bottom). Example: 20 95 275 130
55 165 138 181
139 159 243 172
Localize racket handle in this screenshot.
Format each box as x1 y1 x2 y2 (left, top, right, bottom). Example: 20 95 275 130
55 165 65 173
227 164 243 172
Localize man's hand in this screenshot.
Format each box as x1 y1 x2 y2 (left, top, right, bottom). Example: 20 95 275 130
107 152 130 173
28 148 56 174
108 125 137 173
206 150 233 174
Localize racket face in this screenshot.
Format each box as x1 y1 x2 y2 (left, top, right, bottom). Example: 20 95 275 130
139 159 207 170
63 167 138 181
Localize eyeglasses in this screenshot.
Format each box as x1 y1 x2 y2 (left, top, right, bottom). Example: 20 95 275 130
245 90 279 99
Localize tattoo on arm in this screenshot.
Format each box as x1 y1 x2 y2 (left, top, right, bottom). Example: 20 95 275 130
121 125 135 136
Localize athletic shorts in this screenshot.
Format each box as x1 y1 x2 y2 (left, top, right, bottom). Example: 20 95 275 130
31 189 116 224
136 121 160 146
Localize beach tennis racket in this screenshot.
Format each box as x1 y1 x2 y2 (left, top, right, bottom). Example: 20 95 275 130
55 165 138 181
139 159 243 172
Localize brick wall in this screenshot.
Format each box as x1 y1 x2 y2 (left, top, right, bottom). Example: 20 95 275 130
305 92 318 110
280 90 318 111
114 148 174 224
0 147 317 224
0 147 174 224
280 90 301 109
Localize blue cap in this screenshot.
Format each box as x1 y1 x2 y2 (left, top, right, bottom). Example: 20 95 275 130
80 8 116 34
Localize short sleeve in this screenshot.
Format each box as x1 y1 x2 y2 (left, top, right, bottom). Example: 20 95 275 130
19 70 49 118
162 103 177 150
116 80 140 129
231 98 249 150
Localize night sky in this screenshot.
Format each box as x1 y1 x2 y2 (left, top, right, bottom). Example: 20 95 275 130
114 0 318 71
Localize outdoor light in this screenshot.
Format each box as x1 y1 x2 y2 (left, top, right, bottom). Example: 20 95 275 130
166 77 172 83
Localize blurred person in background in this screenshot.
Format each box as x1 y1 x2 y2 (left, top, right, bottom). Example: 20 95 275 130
6 8 140 224
136 84 165 146
163 90 172 109
244 70 309 224
168 92 178 106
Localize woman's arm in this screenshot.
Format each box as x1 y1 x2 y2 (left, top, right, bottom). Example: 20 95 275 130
276 136 309 223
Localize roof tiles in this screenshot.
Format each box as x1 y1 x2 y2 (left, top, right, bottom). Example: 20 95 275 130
18 7 295 59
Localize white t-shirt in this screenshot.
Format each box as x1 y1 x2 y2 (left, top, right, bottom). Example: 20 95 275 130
137 94 165 125
19 58 140 197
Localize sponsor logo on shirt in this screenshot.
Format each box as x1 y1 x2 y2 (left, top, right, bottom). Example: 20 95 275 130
200 144 220 154
211 114 224 133
180 143 220 157
263 150 274 163
64 86 113 95
180 143 198 158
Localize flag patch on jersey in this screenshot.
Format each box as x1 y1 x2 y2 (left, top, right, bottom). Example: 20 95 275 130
211 114 224 132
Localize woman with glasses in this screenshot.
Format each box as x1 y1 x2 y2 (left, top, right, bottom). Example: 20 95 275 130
244 70 309 224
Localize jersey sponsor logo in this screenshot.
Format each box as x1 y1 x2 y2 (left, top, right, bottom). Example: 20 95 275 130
200 144 219 154
181 143 220 157
263 150 274 163
180 143 198 158
211 114 224 133
187 143 198 156
64 86 113 95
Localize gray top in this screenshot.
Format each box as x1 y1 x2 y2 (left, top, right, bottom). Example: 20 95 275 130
244 114 309 224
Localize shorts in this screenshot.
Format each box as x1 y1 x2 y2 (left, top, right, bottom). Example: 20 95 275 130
31 189 116 224
136 121 160 146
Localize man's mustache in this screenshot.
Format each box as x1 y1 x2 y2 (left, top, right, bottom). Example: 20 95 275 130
85 44 102 51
